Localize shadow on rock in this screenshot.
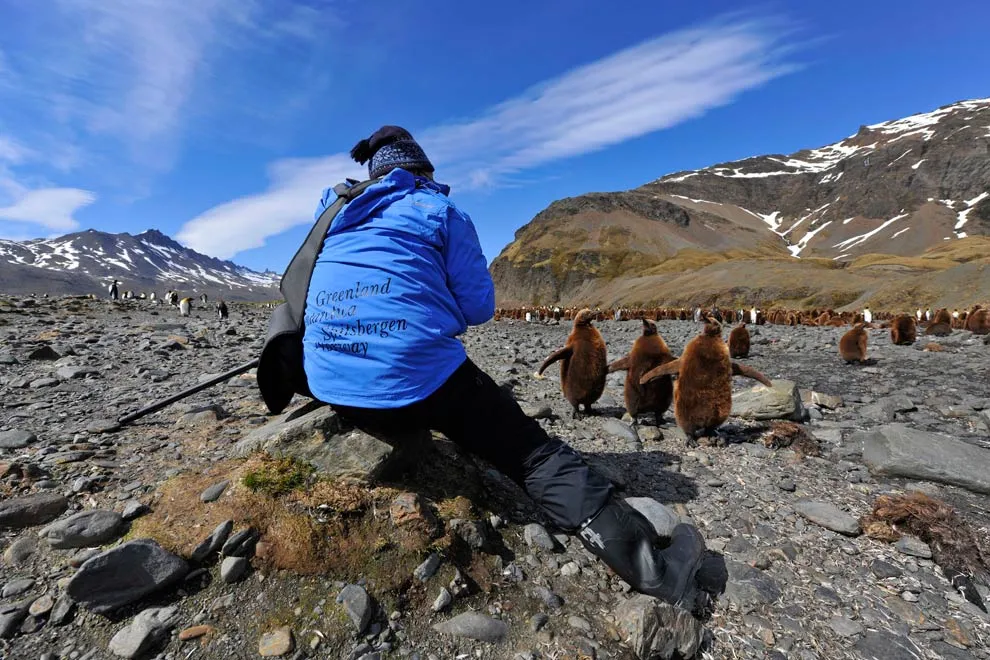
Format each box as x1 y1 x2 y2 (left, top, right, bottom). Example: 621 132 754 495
583 450 700 504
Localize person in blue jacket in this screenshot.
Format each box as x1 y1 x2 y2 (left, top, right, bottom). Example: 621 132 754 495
302 126 722 614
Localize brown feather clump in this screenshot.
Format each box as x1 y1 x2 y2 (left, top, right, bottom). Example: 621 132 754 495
860 492 988 611
761 421 821 458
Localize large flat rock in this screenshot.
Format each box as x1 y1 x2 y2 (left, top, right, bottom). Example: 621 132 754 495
858 423 990 495
731 379 804 421
67 539 188 614
234 405 340 456
613 594 704 660
0 493 69 529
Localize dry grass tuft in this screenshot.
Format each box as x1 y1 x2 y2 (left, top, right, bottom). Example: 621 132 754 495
128 453 446 591
761 421 821 458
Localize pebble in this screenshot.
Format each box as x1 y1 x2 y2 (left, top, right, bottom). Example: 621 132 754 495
29 594 55 617
200 479 230 502
794 500 861 536
829 616 864 637
259 626 295 657
179 625 214 641
432 612 508 643
894 535 933 559
220 556 249 583
337 584 373 635
3 537 37 566
1 577 35 598
523 523 557 550
431 588 452 612
413 553 441 582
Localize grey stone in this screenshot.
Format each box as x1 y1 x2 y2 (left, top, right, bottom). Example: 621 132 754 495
625 497 681 538
108 606 179 658
854 630 925 660
894 535 933 559
56 366 97 380
449 519 489 550
0 600 31 639
613 594 705 660
28 345 61 360
67 539 189 614
724 560 782 606
234 405 341 456
191 520 234 562
801 390 843 410
731 379 804 421
600 418 640 444
337 585 373 634
0 429 36 449
414 553 441 582
29 594 54 617
859 424 990 495
39 509 124 549
0 493 68 529
49 594 76 626
531 585 563 610
1 577 34 598
3 537 37 566
221 527 259 557
433 612 508 643
871 559 902 579
794 500 861 536
29 378 59 389
431 587 452 612
523 523 557 550
829 616 864 637
220 556 248 584
122 501 150 521
200 480 229 503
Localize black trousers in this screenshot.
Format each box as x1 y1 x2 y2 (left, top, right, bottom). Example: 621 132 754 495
331 358 614 531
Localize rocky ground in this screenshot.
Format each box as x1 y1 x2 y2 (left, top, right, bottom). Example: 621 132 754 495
1 295 989 660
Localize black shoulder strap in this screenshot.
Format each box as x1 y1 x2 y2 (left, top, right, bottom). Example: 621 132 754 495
278 177 381 322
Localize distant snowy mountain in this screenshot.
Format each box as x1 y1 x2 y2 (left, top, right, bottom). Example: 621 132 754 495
650 97 990 259
0 229 280 300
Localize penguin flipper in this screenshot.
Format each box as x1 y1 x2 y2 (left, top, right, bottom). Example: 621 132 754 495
538 346 573 375
640 359 681 385
608 356 631 373
731 362 772 387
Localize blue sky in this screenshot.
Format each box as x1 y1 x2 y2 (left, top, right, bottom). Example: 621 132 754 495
0 1 987 273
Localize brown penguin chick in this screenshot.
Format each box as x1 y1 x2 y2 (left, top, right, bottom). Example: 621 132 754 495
860 492 988 612
924 321 952 337
890 314 917 345
728 322 750 358
933 308 952 325
607 318 676 425
966 306 990 335
839 323 868 363
639 319 772 443
537 308 608 417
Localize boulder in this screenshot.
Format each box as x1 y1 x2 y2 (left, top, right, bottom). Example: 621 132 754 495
67 539 188 614
0 493 69 529
613 595 705 660
108 606 179 658
233 405 340 456
39 510 125 549
731 379 804 421
858 424 990 495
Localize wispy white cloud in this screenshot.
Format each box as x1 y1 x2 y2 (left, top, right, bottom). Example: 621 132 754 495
178 13 802 260
0 188 96 232
176 155 365 257
0 1 341 235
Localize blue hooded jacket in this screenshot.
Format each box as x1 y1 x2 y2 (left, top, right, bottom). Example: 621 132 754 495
302 167 495 408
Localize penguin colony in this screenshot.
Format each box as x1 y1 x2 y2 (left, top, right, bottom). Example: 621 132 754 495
517 302 988 605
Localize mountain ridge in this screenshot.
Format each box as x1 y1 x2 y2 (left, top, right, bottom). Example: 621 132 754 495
490 97 990 310
0 228 280 301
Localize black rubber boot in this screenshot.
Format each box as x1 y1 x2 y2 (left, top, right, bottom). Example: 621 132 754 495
578 498 708 610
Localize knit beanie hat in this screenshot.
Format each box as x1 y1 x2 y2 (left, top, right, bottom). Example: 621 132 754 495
350 126 435 179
